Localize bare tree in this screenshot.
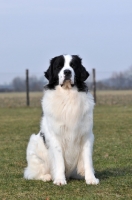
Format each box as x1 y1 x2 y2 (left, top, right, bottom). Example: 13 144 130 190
11 76 47 92
12 77 25 91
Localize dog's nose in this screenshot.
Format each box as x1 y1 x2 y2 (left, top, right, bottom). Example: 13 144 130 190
64 69 71 76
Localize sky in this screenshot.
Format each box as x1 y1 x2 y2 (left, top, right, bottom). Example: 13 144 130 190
0 0 132 84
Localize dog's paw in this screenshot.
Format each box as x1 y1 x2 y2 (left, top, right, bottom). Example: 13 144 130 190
86 177 99 185
53 178 67 186
41 174 52 182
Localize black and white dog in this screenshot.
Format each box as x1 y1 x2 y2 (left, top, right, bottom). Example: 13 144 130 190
24 55 99 185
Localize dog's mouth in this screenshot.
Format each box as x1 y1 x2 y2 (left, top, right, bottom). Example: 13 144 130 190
61 80 74 89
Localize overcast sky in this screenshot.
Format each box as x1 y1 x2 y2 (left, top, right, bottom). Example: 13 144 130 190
0 0 132 84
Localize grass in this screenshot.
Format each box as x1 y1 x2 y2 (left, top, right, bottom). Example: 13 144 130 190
0 92 43 108
0 90 132 107
0 105 132 199
96 90 132 106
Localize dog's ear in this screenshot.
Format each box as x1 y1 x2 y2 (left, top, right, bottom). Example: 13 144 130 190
44 68 50 80
72 55 89 82
80 65 89 81
44 57 57 81
44 60 53 81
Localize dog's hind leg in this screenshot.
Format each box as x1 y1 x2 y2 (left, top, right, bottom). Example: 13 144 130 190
24 133 51 182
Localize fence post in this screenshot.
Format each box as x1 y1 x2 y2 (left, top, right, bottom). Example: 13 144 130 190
92 68 96 103
26 69 30 106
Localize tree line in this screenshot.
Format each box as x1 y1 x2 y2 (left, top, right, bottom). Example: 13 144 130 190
0 66 132 92
0 76 47 92
95 66 132 90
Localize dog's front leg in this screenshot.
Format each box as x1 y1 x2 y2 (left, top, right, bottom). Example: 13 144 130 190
83 133 99 185
48 137 67 186
41 118 66 185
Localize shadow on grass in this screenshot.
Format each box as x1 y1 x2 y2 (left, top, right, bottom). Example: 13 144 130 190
96 167 132 180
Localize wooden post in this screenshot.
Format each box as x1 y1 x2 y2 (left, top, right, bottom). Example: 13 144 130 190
26 69 30 106
93 68 96 103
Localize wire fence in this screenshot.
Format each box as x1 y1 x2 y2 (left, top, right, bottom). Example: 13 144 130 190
0 70 110 89
0 70 132 107
0 90 132 108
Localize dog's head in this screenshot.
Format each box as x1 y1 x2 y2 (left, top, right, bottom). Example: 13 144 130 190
45 55 89 91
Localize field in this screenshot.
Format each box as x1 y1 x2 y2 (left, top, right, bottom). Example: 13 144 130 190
0 91 132 199
0 90 132 107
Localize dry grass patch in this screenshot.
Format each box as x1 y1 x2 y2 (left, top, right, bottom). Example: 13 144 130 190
0 92 43 107
0 90 132 108
95 90 132 106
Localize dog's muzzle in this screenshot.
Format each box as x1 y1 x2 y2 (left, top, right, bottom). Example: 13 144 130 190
64 69 72 80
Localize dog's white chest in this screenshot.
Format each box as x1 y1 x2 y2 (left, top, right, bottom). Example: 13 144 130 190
42 86 91 129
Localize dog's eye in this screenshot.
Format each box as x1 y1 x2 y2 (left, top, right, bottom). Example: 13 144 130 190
58 65 62 69
70 63 75 68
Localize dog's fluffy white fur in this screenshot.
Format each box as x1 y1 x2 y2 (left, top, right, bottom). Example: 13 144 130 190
24 55 99 185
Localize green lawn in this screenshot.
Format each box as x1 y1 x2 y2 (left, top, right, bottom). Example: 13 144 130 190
0 106 132 199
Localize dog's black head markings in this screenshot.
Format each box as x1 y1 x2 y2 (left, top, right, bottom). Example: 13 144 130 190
44 55 89 92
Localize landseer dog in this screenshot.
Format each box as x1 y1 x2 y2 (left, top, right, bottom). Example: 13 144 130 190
24 54 99 185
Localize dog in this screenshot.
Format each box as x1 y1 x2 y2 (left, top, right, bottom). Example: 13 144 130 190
24 54 99 186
